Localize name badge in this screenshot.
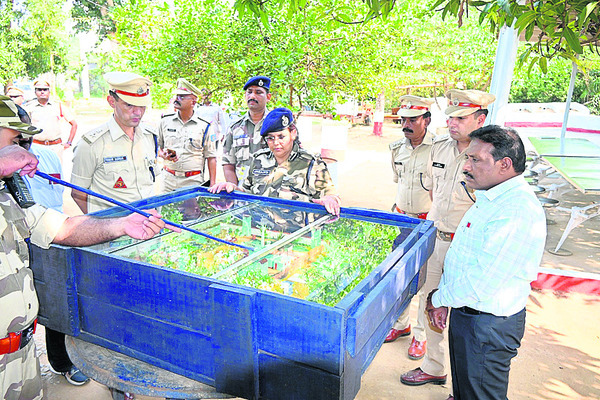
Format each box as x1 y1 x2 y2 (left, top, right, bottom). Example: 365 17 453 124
394 161 403 165
167 128 177 132
233 128 246 139
432 162 445 169
235 137 250 147
252 169 271 176
104 156 127 163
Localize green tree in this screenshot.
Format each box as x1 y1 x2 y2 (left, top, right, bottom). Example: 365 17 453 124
109 0 496 112
1 0 70 82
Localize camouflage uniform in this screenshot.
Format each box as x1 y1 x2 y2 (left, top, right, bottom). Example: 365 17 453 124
221 112 268 183
242 142 337 201
0 189 68 400
157 111 217 193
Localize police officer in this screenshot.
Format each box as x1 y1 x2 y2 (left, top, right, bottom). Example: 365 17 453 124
401 89 495 387
0 95 167 400
210 108 341 216
71 72 157 214
385 95 434 360
24 79 78 160
222 75 272 185
158 78 217 192
5 86 25 106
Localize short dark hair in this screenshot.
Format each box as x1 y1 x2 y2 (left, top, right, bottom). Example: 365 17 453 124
422 111 431 119
473 109 488 118
468 125 526 173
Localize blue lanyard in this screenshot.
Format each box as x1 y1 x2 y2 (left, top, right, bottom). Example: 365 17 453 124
35 171 254 251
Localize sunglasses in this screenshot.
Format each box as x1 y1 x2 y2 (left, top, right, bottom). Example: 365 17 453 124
35 88 49 92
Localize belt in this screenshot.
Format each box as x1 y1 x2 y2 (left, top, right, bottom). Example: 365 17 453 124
456 306 492 316
395 206 428 220
33 138 62 145
436 230 455 241
0 319 37 355
164 167 203 178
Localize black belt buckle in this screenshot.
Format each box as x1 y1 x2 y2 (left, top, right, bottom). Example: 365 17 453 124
19 322 35 350
461 306 482 315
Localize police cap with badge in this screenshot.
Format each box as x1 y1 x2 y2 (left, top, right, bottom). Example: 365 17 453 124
173 78 202 98
445 89 495 117
243 76 271 91
397 95 434 118
105 71 153 107
33 79 51 89
0 95 42 137
261 108 294 137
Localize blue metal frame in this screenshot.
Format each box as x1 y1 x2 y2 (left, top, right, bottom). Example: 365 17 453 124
31 188 435 400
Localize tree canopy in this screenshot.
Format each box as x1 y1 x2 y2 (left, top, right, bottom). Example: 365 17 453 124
234 0 600 73
109 0 496 111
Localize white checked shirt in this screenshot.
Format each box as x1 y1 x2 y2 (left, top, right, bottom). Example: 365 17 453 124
432 175 546 316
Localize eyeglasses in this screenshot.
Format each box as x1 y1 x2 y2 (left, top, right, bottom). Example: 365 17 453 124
35 88 49 92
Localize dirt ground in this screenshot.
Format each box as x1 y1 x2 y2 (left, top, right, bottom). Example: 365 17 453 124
38 101 600 399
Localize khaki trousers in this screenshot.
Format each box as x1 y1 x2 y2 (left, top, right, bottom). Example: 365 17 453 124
419 236 451 377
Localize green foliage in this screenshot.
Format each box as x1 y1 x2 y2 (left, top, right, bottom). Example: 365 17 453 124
510 51 600 114
431 0 600 72
108 0 496 112
71 0 123 39
0 0 69 81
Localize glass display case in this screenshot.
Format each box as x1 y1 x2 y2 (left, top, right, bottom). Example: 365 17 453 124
31 187 435 400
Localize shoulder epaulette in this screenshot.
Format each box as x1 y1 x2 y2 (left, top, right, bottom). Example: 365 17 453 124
141 124 157 135
254 147 271 157
82 123 109 144
389 139 403 151
433 133 450 143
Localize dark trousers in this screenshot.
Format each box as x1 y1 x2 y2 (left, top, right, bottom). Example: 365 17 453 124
45 327 73 372
449 307 526 400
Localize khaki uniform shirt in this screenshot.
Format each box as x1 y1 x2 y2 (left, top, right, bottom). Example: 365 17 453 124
71 116 157 213
423 135 476 233
242 143 338 202
24 99 74 141
390 130 434 214
0 189 67 338
158 111 217 172
222 112 268 183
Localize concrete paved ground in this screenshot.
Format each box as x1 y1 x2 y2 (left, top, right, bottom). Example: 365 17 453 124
38 101 600 399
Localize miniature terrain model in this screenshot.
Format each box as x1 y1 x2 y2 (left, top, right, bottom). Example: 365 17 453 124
30 187 435 400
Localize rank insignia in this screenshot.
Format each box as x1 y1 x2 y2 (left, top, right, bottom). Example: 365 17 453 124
114 177 127 188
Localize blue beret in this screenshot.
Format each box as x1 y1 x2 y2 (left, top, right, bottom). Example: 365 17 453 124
260 108 294 136
243 76 271 91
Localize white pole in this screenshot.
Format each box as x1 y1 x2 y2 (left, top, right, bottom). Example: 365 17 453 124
487 25 519 126
560 62 578 155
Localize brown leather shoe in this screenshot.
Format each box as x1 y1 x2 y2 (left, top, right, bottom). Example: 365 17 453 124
384 326 411 343
408 337 426 360
400 367 447 386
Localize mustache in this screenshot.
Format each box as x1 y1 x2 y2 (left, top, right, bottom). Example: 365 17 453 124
247 99 258 105
174 100 181 106
403 128 414 134
463 171 474 179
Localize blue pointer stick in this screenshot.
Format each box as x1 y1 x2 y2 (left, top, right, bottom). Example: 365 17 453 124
35 171 254 251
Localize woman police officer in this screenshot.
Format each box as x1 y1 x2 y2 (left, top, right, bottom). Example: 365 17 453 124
209 108 341 216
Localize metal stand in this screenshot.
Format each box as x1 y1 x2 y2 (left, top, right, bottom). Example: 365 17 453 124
65 336 233 400
548 203 600 256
